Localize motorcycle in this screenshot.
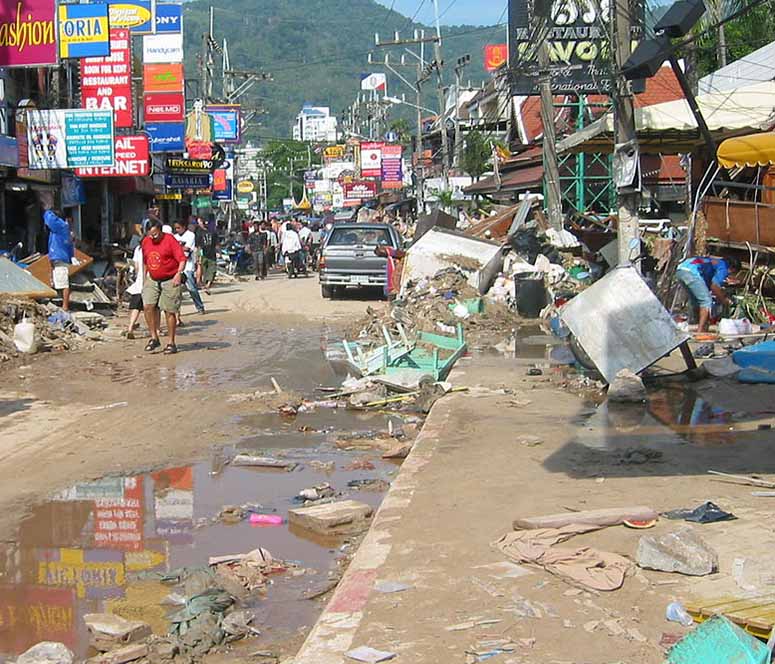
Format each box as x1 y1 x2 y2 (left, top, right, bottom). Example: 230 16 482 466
218 239 252 275
284 250 306 279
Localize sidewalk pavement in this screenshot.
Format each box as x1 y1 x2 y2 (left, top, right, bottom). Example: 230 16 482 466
294 353 775 664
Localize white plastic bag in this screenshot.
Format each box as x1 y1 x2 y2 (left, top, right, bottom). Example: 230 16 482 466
719 318 753 337
13 317 37 354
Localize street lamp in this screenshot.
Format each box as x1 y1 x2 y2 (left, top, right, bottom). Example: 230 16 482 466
383 96 437 116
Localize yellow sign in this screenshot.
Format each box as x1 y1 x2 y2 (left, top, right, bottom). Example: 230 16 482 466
236 180 254 194
324 145 346 160
156 192 182 201
57 4 110 59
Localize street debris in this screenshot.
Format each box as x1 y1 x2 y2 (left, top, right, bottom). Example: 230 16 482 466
345 645 397 663
83 613 151 651
297 483 335 502
513 505 659 530
665 615 770 664
607 368 647 402
663 501 736 523
13 642 74 664
374 580 412 594
289 499 373 536
665 601 694 626
636 527 719 576
230 454 299 471
495 523 633 591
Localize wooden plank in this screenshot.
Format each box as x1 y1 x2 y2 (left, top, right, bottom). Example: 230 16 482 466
513 505 658 530
25 248 94 286
686 595 775 640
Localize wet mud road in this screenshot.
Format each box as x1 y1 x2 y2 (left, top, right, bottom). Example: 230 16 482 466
0 280 399 660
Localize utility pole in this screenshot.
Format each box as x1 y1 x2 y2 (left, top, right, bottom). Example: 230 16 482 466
432 0 450 190
538 40 562 230
453 54 471 172
201 6 215 101
613 0 641 267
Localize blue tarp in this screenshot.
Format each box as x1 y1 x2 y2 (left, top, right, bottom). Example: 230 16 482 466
733 341 775 383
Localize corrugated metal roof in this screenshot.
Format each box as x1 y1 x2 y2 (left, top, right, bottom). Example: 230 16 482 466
699 41 775 94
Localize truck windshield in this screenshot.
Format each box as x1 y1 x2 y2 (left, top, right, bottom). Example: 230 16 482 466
328 228 391 246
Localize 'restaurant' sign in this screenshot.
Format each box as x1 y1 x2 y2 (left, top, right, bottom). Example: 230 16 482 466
76 134 149 177
508 0 643 94
143 92 184 123
80 28 133 128
165 157 215 172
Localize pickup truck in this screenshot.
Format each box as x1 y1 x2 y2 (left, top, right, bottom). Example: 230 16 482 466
318 223 402 299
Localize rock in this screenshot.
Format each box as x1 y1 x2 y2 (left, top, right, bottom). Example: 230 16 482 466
146 638 177 662
15 642 74 664
607 369 647 403
86 642 148 664
636 527 718 576
382 442 412 459
288 500 373 535
83 614 152 652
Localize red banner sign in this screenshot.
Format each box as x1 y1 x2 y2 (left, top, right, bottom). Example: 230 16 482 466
143 92 184 123
80 28 133 128
76 135 149 177
484 44 508 72
343 180 377 207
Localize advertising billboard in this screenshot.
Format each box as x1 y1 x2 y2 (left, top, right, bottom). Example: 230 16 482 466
143 92 184 122
0 0 56 67
484 43 508 72
80 28 133 128
105 0 155 34
26 109 114 169
360 142 383 178
205 104 241 143
142 33 183 63
381 144 403 189
58 3 110 59
143 63 184 92
76 134 149 177
155 2 182 33
146 121 184 152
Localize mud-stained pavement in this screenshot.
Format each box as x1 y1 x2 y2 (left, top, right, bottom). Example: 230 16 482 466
0 277 398 660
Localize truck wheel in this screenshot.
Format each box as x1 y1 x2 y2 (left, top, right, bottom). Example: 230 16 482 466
321 285 334 299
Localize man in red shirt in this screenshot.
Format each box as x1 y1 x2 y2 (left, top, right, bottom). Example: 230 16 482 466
141 220 186 354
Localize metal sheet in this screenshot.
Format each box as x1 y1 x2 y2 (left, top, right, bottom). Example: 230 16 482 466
560 265 689 384
0 257 56 299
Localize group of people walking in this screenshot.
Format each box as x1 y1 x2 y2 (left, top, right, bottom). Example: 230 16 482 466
244 218 320 279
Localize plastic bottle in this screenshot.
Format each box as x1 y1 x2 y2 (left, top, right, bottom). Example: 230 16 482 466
13 317 37 354
665 601 694 626
249 513 283 526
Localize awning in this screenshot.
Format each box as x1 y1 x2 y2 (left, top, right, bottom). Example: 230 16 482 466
558 81 775 155
717 132 775 168
464 164 543 196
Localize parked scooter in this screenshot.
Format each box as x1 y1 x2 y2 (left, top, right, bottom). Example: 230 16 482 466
219 239 252 275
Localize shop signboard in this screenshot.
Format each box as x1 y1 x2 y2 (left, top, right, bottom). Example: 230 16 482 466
155 2 181 33
205 104 240 143
165 156 214 172
58 3 110 59
146 121 184 152
80 28 133 128
76 134 149 177
381 144 403 189
105 0 155 34
164 173 210 189
142 32 183 63
508 0 643 94
236 180 254 193
360 141 383 178
212 158 233 200
26 109 114 169
93 476 144 552
0 0 56 67
143 92 184 122
343 180 377 207
143 63 184 92
484 43 507 72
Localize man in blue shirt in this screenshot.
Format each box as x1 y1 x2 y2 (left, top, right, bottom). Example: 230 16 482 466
43 208 75 311
676 255 741 333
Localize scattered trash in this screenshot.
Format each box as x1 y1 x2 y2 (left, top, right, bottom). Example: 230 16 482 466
249 514 284 527
310 460 336 473
83 613 151 651
495 523 632 591
348 479 390 492
623 518 658 529
288 500 373 536
664 501 736 524
298 483 335 502
636 527 718 576
513 505 658 530
374 580 412 594
13 317 37 354
381 442 412 459
218 505 246 524
446 619 502 632
231 455 298 471
708 470 775 489
345 645 397 663
665 615 769 664
14 642 74 664
666 601 694 627
344 458 376 471
517 435 543 447
465 639 519 663
527 368 543 376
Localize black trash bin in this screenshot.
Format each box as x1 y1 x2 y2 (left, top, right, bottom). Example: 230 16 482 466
514 274 547 318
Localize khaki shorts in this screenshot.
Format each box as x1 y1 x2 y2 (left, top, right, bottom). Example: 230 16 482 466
52 263 70 290
142 276 182 314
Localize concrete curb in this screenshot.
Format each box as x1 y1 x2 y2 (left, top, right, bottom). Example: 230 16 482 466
292 396 454 663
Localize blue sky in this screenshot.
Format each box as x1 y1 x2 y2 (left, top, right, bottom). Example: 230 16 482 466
376 0 507 26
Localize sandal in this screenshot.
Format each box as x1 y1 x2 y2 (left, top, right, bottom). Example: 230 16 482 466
163 343 178 355
145 338 161 352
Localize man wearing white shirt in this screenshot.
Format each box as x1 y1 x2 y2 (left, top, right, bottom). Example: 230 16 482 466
173 220 205 317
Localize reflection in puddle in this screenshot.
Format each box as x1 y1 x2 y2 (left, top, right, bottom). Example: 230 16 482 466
0 439 395 659
648 386 737 446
